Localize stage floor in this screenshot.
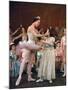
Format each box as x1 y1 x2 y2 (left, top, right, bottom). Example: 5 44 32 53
9 70 66 89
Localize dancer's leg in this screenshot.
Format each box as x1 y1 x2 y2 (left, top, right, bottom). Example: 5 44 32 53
60 61 64 72
16 59 26 86
27 54 35 81
62 63 66 77
62 58 66 77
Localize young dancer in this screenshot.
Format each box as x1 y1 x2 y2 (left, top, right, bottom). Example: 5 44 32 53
36 28 56 83
55 41 63 62
9 43 20 77
61 28 66 77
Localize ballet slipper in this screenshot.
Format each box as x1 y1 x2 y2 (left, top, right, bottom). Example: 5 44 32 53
28 77 35 81
49 80 52 83
36 78 43 82
15 76 21 86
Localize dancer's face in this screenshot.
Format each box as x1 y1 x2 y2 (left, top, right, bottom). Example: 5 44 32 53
57 43 61 47
22 28 25 33
35 20 40 28
12 45 16 50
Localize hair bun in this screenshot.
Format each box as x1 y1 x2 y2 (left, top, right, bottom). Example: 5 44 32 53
32 16 40 23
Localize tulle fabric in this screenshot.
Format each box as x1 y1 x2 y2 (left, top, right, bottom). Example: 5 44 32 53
17 40 41 51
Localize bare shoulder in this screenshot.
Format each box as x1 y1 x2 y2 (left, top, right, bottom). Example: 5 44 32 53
27 25 32 32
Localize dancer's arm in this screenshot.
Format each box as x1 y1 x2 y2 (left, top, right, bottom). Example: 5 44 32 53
13 33 23 41
41 37 55 45
30 28 43 37
11 28 20 36
41 40 47 44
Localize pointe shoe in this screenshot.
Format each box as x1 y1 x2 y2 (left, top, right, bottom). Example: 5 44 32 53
36 79 43 82
49 80 52 83
15 76 21 86
28 77 35 81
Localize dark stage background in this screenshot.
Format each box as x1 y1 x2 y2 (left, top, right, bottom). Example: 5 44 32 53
9 1 66 32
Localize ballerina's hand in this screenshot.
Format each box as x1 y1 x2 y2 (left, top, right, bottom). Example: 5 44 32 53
41 47 45 50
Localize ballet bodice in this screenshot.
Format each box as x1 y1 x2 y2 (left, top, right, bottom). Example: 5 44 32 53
27 31 37 42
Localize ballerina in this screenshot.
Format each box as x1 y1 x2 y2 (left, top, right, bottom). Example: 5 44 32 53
16 16 43 86
26 16 43 81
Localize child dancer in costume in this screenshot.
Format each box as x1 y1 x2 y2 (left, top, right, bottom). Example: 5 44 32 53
55 41 63 62
36 39 45 82
36 28 56 83
61 28 66 77
9 43 20 77
55 41 63 71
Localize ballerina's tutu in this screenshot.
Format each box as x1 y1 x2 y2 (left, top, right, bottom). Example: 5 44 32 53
16 41 28 57
18 40 41 51
16 45 22 56
26 40 41 50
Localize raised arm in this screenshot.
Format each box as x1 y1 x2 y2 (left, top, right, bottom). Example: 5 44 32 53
11 27 20 36
40 39 46 44
13 33 23 41
41 37 55 45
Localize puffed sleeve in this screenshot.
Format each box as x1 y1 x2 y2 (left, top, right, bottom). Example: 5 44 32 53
52 37 55 43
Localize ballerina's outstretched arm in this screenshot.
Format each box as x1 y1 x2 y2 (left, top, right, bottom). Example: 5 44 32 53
27 26 43 38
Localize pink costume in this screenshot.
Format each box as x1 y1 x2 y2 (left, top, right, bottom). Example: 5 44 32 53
17 40 31 65
55 46 63 61
61 35 66 76
61 36 66 62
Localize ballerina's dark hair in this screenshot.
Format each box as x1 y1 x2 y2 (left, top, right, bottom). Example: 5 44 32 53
32 16 40 23
46 27 58 37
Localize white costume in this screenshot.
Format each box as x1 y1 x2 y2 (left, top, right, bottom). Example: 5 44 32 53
37 37 55 82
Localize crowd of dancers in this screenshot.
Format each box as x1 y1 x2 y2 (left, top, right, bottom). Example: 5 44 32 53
9 16 66 86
